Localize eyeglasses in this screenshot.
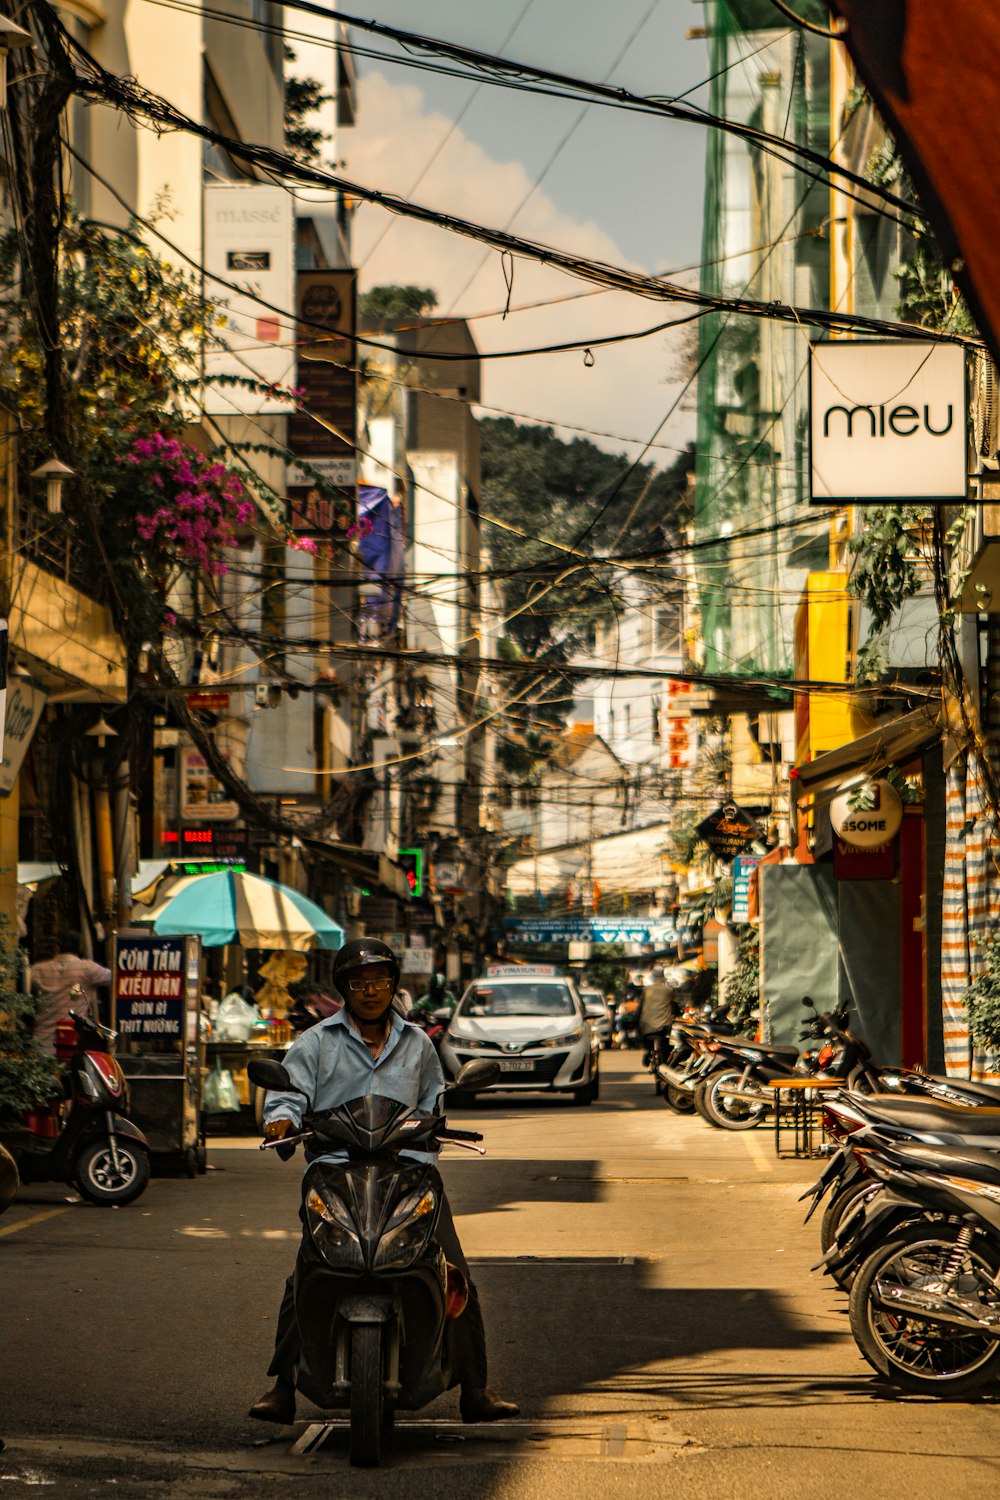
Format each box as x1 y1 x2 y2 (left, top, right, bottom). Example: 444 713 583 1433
345 971 394 994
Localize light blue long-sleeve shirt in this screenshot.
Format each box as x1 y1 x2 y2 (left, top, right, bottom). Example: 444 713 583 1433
262 1007 444 1163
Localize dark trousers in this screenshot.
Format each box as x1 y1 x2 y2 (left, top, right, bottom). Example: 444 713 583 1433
268 1190 488 1392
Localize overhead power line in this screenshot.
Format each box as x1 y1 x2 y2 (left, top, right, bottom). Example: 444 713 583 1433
251 0 919 222
51 23 977 350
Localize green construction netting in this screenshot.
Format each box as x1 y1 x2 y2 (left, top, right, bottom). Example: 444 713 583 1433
694 1 833 677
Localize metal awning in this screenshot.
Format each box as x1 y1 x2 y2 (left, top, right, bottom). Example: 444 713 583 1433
303 837 412 902
792 704 944 802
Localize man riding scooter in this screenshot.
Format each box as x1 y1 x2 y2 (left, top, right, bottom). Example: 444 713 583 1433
249 938 520 1427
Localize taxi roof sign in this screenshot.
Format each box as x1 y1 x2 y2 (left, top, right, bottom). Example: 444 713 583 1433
482 963 557 978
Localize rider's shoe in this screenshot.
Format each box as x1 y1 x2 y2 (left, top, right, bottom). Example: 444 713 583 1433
248 1377 296 1424
460 1387 521 1423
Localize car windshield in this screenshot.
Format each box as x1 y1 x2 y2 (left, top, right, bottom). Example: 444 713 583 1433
458 982 577 1019
581 995 605 1014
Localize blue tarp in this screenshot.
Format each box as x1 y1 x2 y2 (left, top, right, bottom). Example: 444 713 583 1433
358 485 404 634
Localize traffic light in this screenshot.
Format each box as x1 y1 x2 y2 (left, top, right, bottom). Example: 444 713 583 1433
398 848 424 899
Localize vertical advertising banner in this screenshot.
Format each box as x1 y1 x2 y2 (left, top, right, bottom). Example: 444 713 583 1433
114 935 187 1039
287 269 358 534
203 184 296 415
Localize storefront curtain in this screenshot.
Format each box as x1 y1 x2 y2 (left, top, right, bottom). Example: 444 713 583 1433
942 750 1000 1082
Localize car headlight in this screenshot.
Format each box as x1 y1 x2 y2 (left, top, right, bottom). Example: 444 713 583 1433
536 1027 584 1048
305 1186 363 1264
374 1188 437 1270
448 1034 492 1050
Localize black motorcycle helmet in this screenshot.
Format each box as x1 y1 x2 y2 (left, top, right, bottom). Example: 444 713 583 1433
331 938 400 1000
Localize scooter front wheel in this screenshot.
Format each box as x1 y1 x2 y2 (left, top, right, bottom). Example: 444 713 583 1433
76 1138 150 1206
349 1322 384 1467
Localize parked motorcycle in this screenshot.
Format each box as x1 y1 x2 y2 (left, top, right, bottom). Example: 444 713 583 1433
804 1092 1000 1285
1 1008 150 1206
691 998 878 1131
841 1132 1000 1396
657 1008 742 1113
248 1054 501 1468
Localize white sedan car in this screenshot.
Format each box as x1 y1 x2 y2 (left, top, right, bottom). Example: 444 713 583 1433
440 972 600 1104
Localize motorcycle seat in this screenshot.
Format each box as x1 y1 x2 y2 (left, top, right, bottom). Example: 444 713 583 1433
874 1138 1000 1183
726 1042 800 1061
854 1095 1000 1137
919 1074 1000 1106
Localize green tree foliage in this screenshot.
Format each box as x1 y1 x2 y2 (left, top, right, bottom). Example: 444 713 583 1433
847 505 927 633
964 928 1000 1061
481 417 693 719
284 49 332 168
723 928 760 1036
0 928 55 1123
359 285 439 325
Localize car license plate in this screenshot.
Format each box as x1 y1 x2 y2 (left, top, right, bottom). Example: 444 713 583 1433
498 1059 534 1072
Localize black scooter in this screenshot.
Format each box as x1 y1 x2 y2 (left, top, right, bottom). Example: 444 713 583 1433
248 1055 501 1468
698 997 880 1130
1 1009 150 1206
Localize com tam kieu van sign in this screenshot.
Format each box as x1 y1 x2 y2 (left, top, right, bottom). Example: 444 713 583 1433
810 340 967 504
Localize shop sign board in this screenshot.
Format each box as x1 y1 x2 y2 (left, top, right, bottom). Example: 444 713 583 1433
834 836 896 881
695 803 765 863
0 676 46 796
809 340 967 504
114 935 186 1039
203 184 295 414
287 269 358 535
829 779 903 849
731 854 762 922
180 749 240 822
400 947 435 975
503 918 678 945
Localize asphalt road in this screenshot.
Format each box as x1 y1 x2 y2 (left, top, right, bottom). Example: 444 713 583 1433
1 1051 997 1499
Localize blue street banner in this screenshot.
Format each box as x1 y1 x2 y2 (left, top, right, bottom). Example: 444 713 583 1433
731 854 762 923
504 917 678 945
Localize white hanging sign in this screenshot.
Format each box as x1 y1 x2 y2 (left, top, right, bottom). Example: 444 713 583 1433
829 779 903 848
810 340 967 504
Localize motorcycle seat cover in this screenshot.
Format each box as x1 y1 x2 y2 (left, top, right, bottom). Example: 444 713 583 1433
881 1139 1000 1183
857 1095 1000 1137
730 1042 800 1061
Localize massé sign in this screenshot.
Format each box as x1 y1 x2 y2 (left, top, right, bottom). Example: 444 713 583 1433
810 340 967 504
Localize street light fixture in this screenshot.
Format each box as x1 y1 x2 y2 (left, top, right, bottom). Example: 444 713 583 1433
31 457 74 514
0 12 33 111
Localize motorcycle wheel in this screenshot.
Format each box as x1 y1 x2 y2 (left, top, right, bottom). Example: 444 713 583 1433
663 1083 695 1113
589 1066 601 1102
703 1068 767 1131
349 1322 384 1467
76 1139 150 1206
693 1079 716 1124
848 1222 1000 1396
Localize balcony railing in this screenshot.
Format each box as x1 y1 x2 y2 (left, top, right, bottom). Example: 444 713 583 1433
16 503 99 598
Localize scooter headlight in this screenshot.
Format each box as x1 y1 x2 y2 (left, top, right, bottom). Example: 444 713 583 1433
373 1188 437 1270
305 1186 363 1265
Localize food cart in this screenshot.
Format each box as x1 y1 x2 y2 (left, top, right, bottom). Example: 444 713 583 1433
112 929 206 1176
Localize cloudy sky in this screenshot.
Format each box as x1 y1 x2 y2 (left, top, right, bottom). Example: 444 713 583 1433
291 1 711 460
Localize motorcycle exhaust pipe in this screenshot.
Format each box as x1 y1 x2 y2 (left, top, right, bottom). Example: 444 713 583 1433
716 1084 773 1106
659 1064 696 1091
873 1281 1000 1334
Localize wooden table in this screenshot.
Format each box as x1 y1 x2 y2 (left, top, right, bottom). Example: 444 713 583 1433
761 1077 845 1159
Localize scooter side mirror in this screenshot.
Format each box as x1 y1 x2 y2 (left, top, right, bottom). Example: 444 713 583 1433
445 1059 502 1098
247 1058 307 1095
801 996 816 1009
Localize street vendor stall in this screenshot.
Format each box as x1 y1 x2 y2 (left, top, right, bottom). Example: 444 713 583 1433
138 869 344 1132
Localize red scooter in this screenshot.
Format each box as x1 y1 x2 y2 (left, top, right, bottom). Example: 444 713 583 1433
2 1006 150 1206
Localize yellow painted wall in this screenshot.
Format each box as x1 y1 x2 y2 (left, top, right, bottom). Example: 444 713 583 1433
796 571 873 763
